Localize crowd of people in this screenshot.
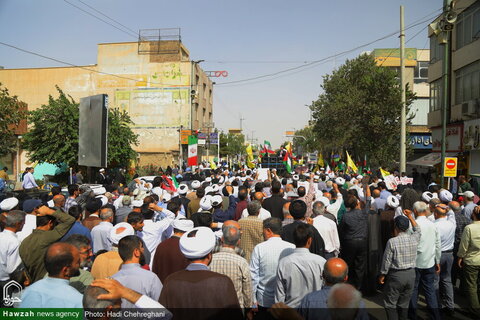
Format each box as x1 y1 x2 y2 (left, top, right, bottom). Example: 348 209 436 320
0 165 479 319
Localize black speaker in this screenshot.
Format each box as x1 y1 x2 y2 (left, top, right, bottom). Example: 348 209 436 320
78 94 108 167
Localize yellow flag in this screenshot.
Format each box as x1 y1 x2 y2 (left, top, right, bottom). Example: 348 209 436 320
210 160 217 169
246 144 255 169
317 153 325 167
346 151 358 173
380 167 391 178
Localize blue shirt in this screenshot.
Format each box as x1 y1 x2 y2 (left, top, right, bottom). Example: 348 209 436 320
20 277 83 308
112 263 162 308
380 189 392 200
299 286 369 320
212 195 237 222
61 221 92 242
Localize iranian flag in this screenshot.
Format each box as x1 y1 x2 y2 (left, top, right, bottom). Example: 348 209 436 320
187 135 198 166
264 140 275 154
283 142 293 173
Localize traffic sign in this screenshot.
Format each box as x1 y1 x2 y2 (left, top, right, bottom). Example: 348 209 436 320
444 157 458 177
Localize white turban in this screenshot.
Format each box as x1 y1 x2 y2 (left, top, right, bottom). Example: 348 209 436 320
191 180 201 189
0 197 19 211
109 222 135 245
93 187 106 196
387 195 400 209
172 219 194 232
179 227 216 259
439 190 453 203
96 195 108 207
178 184 189 195
335 177 345 186
199 195 213 211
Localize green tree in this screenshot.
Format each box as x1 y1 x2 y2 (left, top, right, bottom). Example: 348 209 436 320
23 87 138 167
107 108 139 167
310 54 415 168
219 132 245 158
293 126 318 154
22 87 79 166
0 83 27 157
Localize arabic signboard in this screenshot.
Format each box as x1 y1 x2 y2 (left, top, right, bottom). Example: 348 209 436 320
410 134 432 150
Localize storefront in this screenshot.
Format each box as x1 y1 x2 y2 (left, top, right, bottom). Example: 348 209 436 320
463 118 480 175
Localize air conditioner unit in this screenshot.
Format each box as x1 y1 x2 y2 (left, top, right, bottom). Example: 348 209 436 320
462 99 480 117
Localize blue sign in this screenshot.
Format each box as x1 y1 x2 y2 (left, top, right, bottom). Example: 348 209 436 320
209 132 219 144
410 134 432 149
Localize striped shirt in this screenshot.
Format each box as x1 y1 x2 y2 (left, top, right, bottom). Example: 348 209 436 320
210 247 253 309
64 196 78 213
380 226 421 274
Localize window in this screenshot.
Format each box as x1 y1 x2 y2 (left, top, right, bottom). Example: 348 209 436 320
430 79 443 112
430 34 445 63
414 61 429 83
456 1 480 50
455 60 480 104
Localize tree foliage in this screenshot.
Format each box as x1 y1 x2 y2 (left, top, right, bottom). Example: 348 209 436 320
219 132 245 158
0 83 27 157
107 108 139 167
23 87 138 167
310 54 415 168
293 126 318 154
22 87 79 166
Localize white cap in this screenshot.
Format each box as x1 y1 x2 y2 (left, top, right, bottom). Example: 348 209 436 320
162 193 172 202
172 219 194 232
199 195 213 211
178 184 189 195
96 195 108 207
464 191 475 199
0 197 19 211
93 187 106 195
109 222 135 245
335 177 345 186
99 168 105 172
211 195 223 207
387 195 400 209
191 180 201 189
179 227 216 259
439 190 453 203
356 175 363 180
131 200 144 207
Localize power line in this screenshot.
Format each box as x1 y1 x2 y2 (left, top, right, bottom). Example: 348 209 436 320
0 41 189 87
74 0 138 35
214 8 441 86
63 0 138 39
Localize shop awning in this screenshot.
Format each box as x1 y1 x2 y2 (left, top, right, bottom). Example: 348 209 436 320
407 153 455 167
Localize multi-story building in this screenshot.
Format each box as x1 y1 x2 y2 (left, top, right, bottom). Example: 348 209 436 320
0 30 213 178
427 0 480 176
373 48 432 160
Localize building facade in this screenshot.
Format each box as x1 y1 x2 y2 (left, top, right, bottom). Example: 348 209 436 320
373 48 432 160
0 38 213 178
427 0 480 176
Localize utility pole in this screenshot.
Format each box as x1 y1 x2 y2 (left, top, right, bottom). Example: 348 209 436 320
240 114 245 132
399 5 407 174
440 0 453 187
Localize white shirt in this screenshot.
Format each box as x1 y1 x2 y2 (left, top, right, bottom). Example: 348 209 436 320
138 209 176 265
415 216 441 269
22 172 38 189
312 215 340 254
434 210 456 252
113 195 124 210
241 207 271 220
0 230 22 281
91 221 113 253
250 237 295 307
17 214 36 242
326 193 343 219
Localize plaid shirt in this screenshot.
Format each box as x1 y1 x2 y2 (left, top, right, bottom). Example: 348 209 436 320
64 196 78 212
209 247 253 309
238 216 264 262
381 226 421 274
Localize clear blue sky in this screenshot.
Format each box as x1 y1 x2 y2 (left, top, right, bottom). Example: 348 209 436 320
0 0 440 148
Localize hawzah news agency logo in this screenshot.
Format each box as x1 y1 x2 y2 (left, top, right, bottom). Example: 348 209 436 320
3 280 22 307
